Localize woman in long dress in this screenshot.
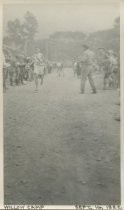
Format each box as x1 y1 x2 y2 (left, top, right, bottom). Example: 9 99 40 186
33 48 45 92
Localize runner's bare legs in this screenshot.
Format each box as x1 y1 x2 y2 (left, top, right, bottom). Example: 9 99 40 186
34 73 38 91
40 75 44 85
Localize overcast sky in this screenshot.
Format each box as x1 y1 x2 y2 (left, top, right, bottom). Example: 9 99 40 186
3 0 120 39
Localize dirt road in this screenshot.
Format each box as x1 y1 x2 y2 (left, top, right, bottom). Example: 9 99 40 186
4 68 120 205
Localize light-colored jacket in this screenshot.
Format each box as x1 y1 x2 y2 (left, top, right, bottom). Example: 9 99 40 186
80 49 95 65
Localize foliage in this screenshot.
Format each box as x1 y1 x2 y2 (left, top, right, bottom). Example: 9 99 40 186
22 11 38 40
36 17 120 62
4 15 119 61
50 31 86 41
4 11 38 54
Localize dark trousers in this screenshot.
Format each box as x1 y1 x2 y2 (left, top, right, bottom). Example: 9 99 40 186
80 65 96 93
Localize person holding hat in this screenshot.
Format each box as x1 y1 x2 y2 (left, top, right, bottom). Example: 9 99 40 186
79 44 97 94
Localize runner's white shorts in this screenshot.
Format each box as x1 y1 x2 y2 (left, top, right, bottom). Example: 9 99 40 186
34 65 44 75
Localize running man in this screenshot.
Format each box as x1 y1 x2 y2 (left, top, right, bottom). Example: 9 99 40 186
57 62 64 77
73 61 81 78
33 48 45 92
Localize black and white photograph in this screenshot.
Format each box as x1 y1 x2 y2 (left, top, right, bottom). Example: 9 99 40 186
2 0 121 206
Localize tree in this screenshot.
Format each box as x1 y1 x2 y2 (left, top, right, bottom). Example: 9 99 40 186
22 11 38 55
6 18 24 48
22 11 38 40
4 11 38 55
